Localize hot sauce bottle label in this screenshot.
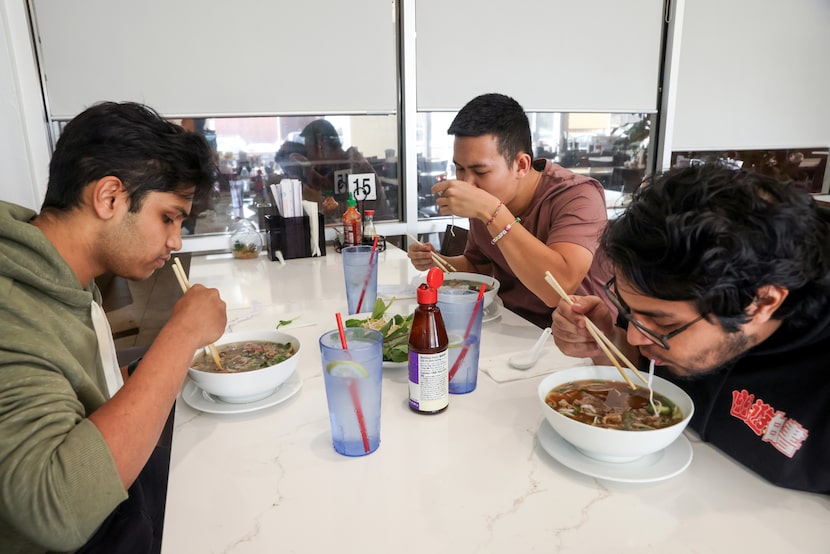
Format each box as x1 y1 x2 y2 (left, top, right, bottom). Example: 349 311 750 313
408 350 448 412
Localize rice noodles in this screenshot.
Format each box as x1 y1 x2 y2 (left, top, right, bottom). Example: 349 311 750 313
647 359 659 415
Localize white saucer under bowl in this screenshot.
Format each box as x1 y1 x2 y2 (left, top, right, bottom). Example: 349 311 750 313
482 296 503 323
537 420 693 483
181 371 302 415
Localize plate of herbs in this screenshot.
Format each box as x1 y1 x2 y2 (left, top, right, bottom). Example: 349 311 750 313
344 298 412 369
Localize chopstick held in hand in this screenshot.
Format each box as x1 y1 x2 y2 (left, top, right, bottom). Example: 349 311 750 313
405 233 457 272
171 257 224 371
544 271 647 388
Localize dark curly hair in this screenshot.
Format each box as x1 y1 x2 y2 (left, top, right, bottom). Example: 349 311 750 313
447 93 533 168
603 164 830 331
42 101 216 213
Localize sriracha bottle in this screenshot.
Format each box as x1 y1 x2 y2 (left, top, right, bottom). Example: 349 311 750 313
342 192 362 248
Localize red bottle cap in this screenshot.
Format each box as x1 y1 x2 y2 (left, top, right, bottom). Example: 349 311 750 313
417 267 444 305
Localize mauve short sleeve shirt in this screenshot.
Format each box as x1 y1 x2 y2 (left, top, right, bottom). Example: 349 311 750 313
465 160 612 327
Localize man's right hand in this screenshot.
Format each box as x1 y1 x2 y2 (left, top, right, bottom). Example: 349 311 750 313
551 294 615 361
168 284 227 349
407 240 436 271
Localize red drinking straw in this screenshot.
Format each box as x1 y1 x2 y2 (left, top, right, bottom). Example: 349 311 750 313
335 312 371 453
335 312 349 349
355 236 380 313
447 283 487 382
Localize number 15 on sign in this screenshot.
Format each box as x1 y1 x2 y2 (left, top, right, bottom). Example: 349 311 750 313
335 171 378 202
350 173 377 201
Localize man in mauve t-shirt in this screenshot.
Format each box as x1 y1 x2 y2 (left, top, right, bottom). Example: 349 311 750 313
407 93 612 328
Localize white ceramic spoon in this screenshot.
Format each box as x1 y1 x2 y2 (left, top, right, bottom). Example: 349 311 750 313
508 327 552 370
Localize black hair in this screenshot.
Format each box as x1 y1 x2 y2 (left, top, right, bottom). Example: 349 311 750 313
300 119 342 149
603 164 830 331
446 93 533 168
275 140 308 180
42 101 216 213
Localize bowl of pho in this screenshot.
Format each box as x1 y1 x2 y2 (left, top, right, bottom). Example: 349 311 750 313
189 330 301 404
432 272 500 309
537 365 693 463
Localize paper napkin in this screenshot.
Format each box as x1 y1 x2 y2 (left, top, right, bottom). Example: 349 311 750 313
302 200 321 256
270 184 282 215
377 284 417 300
481 348 591 383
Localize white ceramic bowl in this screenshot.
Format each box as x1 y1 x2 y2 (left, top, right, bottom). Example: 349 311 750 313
435 272 500 309
188 330 301 404
537 365 694 462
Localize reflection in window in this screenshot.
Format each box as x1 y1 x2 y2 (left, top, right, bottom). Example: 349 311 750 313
57 113 400 236
201 114 399 236
65 114 400 237
415 111 653 219
671 148 828 193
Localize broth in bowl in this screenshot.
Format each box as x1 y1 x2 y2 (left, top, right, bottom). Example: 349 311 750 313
545 379 683 431
442 278 494 293
187 330 301 404
192 340 296 373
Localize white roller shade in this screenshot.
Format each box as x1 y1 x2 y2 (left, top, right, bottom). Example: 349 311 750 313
671 0 830 150
32 0 397 119
415 0 665 113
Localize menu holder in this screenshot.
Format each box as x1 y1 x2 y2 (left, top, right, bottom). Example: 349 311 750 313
264 213 326 260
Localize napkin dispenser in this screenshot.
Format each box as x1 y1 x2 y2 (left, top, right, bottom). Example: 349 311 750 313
264 213 326 260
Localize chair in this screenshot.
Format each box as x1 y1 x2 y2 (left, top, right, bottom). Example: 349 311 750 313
439 224 468 256
95 272 139 340
609 167 646 193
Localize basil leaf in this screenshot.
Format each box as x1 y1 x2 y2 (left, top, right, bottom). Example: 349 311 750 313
371 298 388 320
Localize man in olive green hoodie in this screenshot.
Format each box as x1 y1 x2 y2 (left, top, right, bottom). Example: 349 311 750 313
0 102 227 553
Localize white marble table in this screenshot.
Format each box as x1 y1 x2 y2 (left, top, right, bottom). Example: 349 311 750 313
162 246 828 553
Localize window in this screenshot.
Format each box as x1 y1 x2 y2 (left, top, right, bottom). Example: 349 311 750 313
671 148 828 193
415 111 653 219
55 114 400 237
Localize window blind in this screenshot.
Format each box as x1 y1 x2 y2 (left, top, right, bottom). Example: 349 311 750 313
32 0 397 119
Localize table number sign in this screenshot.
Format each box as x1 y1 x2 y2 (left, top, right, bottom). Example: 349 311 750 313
333 170 377 201
350 173 377 201
333 170 350 196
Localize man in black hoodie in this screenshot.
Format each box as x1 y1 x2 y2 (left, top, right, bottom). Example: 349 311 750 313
552 164 830 493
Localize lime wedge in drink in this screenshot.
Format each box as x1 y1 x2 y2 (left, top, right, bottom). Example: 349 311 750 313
326 360 370 378
448 333 464 349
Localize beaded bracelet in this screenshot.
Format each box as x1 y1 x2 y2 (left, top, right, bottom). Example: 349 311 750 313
490 217 521 245
485 202 504 226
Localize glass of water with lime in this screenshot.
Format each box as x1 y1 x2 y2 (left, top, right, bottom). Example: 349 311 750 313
319 328 383 456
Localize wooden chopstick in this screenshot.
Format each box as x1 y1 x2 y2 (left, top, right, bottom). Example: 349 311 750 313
171 258 224 370
405 233 458 272
431 252 455 273
544 271 648 388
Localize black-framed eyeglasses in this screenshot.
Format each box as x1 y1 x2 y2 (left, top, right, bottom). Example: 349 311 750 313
602 277 705 350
